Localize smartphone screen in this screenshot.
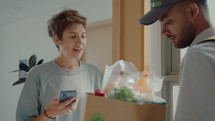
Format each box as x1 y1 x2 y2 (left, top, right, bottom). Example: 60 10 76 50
59 90 77 105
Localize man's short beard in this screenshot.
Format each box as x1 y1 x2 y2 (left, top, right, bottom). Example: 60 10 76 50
176 20 196 48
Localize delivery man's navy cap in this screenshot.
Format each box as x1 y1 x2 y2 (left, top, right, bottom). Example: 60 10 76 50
139 0 182 25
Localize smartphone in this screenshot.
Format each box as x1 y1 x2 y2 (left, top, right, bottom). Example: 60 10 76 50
59 90 77 106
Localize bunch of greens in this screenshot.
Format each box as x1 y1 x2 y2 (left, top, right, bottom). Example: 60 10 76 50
107 86 138 102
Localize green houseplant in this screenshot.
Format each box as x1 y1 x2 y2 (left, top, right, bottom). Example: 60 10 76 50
12 54 44 86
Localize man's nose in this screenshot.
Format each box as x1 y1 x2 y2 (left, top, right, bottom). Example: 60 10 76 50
162 25 169 36
162 26 168 35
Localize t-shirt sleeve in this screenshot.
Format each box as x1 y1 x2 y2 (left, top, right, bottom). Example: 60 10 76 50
16 67 41 121
93 67 103 90
86 64 103 90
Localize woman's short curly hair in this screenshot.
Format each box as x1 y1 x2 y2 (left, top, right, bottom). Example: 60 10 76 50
47 9 87 40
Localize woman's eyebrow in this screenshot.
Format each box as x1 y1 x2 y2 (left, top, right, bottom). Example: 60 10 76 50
68 32 86 34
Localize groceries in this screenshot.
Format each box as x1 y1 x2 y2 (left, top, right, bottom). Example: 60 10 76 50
107 86 138 102
82 60 167 121
99 60 166 104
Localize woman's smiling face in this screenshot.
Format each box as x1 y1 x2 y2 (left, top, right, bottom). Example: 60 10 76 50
57 23 87 60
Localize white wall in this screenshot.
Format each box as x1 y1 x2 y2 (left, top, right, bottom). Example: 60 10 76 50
208 0 215 26
0 0 112 120
85 20 112 74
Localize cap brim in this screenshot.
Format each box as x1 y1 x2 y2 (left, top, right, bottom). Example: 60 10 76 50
139 5 173 25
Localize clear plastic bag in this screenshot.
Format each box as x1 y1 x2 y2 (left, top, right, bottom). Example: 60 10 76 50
102 60 166 104
134 72 166 104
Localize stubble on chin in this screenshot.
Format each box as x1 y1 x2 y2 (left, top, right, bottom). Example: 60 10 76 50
176 22 196 48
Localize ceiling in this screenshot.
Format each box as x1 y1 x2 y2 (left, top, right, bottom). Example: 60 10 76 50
0 0 85 25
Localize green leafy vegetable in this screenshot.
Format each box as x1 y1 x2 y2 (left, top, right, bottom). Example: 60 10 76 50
107 86 137 102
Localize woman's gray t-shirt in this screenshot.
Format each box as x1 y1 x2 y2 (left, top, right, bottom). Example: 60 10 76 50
16 60 102 121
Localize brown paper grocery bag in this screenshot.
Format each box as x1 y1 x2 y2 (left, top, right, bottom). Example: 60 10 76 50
82 93 166 121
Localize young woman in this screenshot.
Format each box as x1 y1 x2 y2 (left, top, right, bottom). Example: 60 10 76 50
16 9 102 121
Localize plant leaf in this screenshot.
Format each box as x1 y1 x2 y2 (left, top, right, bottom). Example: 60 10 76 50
29 54 37 68
13 78 26 86
11 70 20 72
19 63 29 72
37 59 44 65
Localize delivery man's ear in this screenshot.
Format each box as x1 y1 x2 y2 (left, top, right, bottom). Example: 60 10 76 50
186 2 199 22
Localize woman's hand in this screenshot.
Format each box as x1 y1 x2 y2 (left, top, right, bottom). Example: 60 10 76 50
45 97 79 118
29 97 79 121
